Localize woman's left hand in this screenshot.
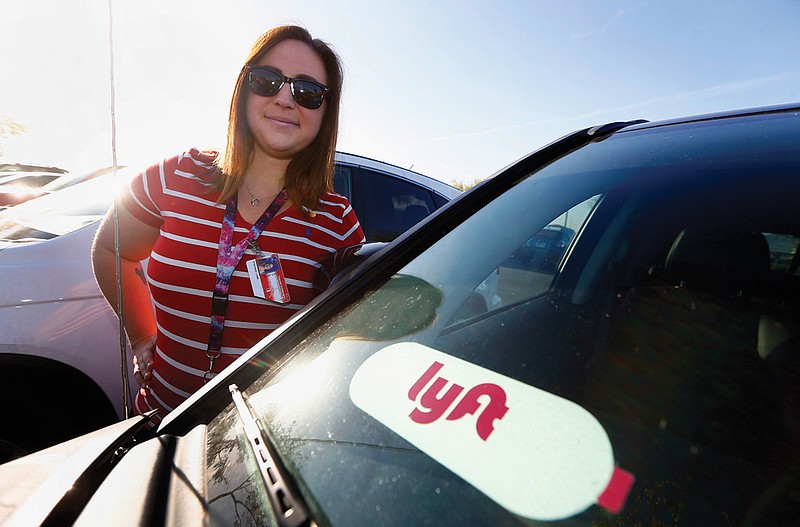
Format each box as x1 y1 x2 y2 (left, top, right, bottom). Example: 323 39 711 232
132 334 156 394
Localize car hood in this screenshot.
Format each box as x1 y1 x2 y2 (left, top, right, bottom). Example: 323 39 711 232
0 414 153 526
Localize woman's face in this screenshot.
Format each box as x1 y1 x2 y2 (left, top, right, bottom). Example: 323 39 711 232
246 39 328 162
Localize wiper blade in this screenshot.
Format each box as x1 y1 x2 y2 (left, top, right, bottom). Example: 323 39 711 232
229 384 314 527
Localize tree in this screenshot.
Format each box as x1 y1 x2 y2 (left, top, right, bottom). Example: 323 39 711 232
0 115 28 157
450 178 483 192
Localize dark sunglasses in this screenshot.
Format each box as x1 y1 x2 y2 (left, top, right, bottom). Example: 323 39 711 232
246 65 330 110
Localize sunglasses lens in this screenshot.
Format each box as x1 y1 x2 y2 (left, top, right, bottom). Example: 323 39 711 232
248 69 283 97
248 67 327 109
291 81 326 109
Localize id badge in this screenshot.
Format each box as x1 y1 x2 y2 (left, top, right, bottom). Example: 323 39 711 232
247 254 291 304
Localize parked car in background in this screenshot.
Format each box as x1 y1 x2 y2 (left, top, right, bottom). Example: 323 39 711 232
0 169 68 208
2 103 798 525
0 152 459 455
511 223 576 271
0 164 67 187
334 154 457 241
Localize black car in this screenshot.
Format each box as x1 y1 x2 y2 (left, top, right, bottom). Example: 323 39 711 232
3 104 800 526
512 224 576 271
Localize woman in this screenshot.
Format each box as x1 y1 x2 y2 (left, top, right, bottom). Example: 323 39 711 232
92 25 364 425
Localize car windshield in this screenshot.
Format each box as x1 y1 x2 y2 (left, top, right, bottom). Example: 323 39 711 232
0 169 128 242
206 112 800 525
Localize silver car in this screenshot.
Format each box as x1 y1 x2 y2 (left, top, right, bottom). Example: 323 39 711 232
0 152 459 454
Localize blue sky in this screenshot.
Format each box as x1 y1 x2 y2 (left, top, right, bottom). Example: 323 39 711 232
2 0 798 185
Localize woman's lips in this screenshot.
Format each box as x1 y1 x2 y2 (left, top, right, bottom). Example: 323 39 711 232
267 114 298 127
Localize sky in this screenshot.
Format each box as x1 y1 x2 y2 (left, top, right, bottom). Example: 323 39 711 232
1 0 799 186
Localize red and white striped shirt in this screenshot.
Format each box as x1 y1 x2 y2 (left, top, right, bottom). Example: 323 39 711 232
121 149 364 422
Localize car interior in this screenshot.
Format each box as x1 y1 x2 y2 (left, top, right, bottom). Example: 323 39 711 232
431 167 800 523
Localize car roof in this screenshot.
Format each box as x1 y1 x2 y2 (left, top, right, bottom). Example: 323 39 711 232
617 102 800 134
335 151 461 200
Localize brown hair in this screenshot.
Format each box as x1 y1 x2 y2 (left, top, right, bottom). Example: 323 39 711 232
213 25 343 214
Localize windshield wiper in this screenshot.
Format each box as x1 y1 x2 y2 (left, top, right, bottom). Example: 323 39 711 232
229 384 314 527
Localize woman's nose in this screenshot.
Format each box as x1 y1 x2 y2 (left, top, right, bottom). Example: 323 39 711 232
273 82 295 108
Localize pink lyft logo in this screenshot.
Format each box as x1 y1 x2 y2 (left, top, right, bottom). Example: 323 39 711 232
408 360 509 440
349 342 634 521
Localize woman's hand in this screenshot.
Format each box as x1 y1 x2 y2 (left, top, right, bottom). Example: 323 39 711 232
132 335 156 392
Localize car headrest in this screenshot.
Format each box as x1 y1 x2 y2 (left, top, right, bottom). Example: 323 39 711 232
401 204 429 225
664 225 770 298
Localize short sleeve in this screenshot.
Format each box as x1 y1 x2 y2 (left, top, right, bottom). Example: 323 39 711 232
118 149 218 228
119 157 175 228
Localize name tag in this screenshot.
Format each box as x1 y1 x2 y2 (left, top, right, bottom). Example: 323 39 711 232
246 254 291 304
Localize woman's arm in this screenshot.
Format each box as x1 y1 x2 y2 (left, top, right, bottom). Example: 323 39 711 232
91 204 161 387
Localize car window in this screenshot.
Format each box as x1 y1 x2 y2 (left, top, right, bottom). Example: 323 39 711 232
335 164 443 242
764 232 799 275
333 163 353 201
447 195 601 326
355 169 437 242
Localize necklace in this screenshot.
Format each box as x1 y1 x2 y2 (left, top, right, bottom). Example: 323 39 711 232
242 181 260 207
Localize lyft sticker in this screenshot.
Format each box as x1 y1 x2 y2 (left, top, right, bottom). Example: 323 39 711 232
349 343 633 521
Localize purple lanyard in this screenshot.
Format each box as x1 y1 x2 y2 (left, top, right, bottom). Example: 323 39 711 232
205 189 288 380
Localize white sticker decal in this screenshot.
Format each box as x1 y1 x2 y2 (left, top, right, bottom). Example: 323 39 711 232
349 342 630 521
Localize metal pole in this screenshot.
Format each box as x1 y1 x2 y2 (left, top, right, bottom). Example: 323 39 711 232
108 0 130 419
